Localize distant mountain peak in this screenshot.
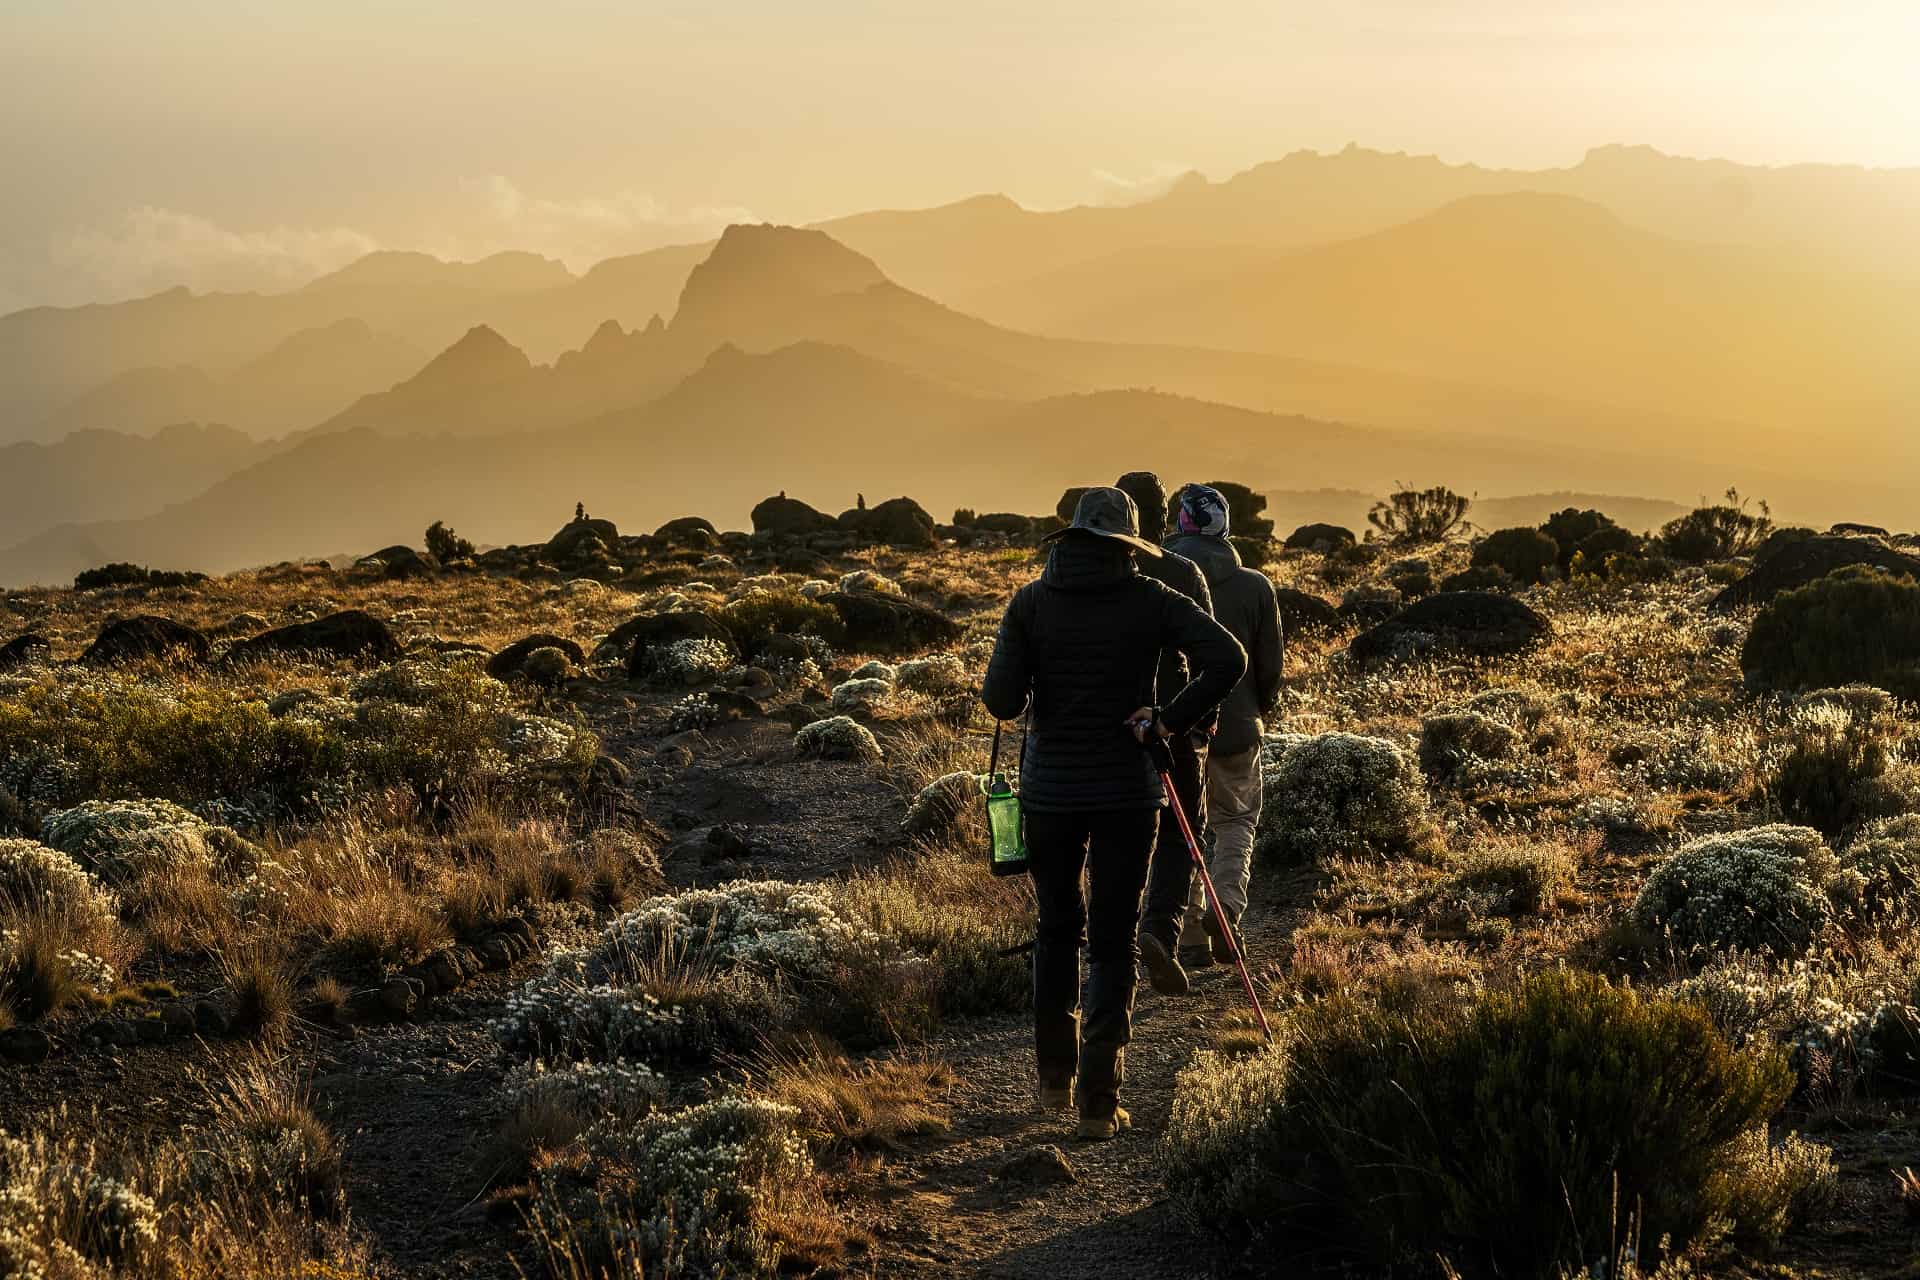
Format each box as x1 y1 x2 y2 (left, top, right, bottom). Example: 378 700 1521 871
406 324 532 389
672 225 889 333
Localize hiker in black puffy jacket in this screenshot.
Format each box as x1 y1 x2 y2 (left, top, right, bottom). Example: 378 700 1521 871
981 487 1244 1141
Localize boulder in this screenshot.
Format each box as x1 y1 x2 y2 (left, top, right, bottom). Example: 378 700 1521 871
838 496 936 548
1337 595 1402 628
0 633 51 671
655 516 720 548
1349 591 1551 662
750 494 837 536
488 633 587 679
81 615 210 666
545 517 619 563
229 610 400 662
821 591 961 654
1710 534 1920 612
1284 523 1357 552
357 545 438 580
1274 589 1341 635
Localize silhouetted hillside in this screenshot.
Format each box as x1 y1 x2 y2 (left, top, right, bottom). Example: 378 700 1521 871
39 319 424 439
0 424 272 548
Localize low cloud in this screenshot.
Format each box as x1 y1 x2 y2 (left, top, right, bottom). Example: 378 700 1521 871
1089 164 1197 207
45 207 381 304
458 176 759 268
2 181 766 313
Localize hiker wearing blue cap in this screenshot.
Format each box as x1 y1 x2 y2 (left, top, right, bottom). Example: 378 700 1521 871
1163 484 1284 969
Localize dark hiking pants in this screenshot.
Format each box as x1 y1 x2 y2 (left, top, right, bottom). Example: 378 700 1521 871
1025 807 1158 1118
1137 737 1207 950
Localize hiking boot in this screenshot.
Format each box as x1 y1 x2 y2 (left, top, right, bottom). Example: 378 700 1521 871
1203 911 1246 966
1179 944 1216 971
1074 1107 1132 1142
1138 931 1190 997
1038 1082 1074 1112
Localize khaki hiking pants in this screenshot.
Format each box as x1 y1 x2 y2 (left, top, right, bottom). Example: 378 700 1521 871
1181 745 1262 944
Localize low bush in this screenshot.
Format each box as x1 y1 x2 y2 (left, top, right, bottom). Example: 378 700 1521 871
1632 824 1840 958
1540 508 1619 568
1366 486 1472 545
1742 566 1920 698
894 654 969 696
1766 697 1903 839
1165 970 1799 1274
1659 490 1774 563
794 716 882 763
1839 814 1920 926
1472 527 1560 585
717 588 847 655
0 837 120 932
1417 709 1520 784
1257 733 1431 863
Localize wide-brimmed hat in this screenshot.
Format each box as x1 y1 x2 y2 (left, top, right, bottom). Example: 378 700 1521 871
1042 486 1164 557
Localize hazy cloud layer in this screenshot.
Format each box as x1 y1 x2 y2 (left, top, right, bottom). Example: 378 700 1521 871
0 181 765 313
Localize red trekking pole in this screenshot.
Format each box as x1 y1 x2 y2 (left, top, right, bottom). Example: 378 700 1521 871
1144 735 1273 1043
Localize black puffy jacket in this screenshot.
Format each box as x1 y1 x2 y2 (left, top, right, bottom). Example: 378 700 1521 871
981 537 1246 813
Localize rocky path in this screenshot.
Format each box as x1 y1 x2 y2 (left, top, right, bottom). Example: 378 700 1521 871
869 877 1307 1280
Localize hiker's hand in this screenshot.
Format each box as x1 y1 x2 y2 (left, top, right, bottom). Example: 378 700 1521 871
1126 707 1171 743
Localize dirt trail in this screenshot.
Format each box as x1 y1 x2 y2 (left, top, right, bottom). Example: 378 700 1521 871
871 881 1306 1280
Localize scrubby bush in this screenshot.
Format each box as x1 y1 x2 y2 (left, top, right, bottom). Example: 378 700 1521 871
530 1096 826 1279
1539 508 1618 567
1258 733 1430 863
1438 564 1514 594
901 771 976 839
0 838 120 929
0 669 349 820
894 654 968 696
38 799 223 889
1166 971 1798 1273
424 520 475 562
1633 825 1841 958
837 569 902 595
829 678 892 714
1767 697 1903 839
1417 710 1520 784
1472 527 1559 585
73 562 207 590
794 716 882 763
1567 524 1646 576
1658 489 1774 563
1839 814 1920 926
1742 566 1920 698
495 880 934 1060
1366 485 1471 545
716 588 846 655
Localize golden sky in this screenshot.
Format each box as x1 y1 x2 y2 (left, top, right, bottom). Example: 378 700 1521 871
4 0 1916 310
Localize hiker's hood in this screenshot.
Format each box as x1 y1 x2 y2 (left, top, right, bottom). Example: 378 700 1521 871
1164 532 1242 587
1042 536 1137 593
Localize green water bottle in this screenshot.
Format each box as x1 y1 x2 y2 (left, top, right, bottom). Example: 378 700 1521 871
981 772 1030 877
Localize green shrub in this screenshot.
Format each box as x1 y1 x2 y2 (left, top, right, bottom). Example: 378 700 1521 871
1632 825 1840 958
1742 566 1920 698
424 520 474 562
1540 508 1618 567
1439 564 1514 594
1166 971 1794 1273
72 563 207 590
1658 489 1773 563
1417 710 1520 784
717 588 846 656
1567 525 1647 577
1366 486 1471 545
1472 527 1560 585
1838 814 1920 926
1258 733 1430 863
0 672 349 822
1767 698 1901 839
